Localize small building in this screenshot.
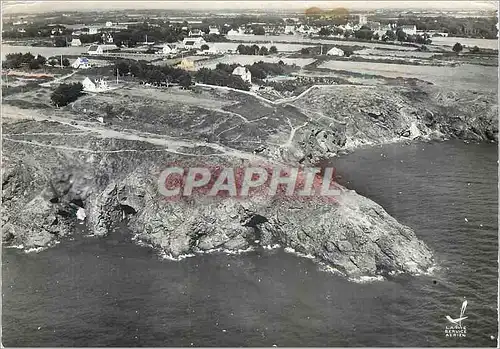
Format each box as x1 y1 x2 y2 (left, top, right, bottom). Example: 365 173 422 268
182 37 206 50
82 77 96 91
226 29 238 36
189 29 203 37
87 44 119 55
232 66 252 83
326 47 344 56
71 57 91 69
88 27 99 35
284 25 295 34
209 26 220 35
82 77 110 92
87 45 103 55
70 38 82 47
161 44 178 56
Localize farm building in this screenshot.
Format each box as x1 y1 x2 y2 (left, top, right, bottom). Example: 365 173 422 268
182 37 206 50
232 66 252 83
71 57 91 69
87 44 119 55
326 47 344 56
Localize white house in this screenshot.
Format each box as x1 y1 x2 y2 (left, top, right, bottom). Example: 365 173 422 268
82 77 96 91
88 26 99 35
226 29 240 36
161 44 178 56
70 38 82 47
82 77 110 92
401 25 417 36
189 29 203 37
87 44 118 55
182 37 206 50
209 26 220 35
284 25 295 34
326 47 344 56
232 66 252 83
71 57 91 69
88 45 103 55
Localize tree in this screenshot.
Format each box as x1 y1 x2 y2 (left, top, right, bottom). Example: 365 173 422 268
269 46 278 54
200 44 209 51
382 30 396 41
259 46 269 55
372 32 380 41
178 73 192 89
452 42 463 54
469 45 480 53
50 83 83 107
49 59 57 67
36 54 47 66
28 59 41 70
354 28 373 40
62 58 70 67
318 27 331 36
54 37 67 47
396 29 407 42
253 26 265 35
300 47 310 55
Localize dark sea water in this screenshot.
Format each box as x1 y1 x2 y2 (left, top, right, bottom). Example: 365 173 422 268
2 140 498 347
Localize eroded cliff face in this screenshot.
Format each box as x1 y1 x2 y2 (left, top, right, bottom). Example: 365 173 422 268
2 117 433 278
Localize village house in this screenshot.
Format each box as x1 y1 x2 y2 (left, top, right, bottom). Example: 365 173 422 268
160 44 178 56
326 47 344 56
226 28 243 36
70 38 82 47
232 66 252 83
87 44 119 55
182 37 206 50
209 26 220 35
401 25 417 35
82 77 110 92
71 57 91 69
189 28 203 37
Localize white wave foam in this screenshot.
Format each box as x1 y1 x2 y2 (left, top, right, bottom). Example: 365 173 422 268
348 275 385 283
24 246 47 254
262 243 281 250
283 247 315 260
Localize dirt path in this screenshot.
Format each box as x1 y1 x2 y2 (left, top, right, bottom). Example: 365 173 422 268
2 105 281 164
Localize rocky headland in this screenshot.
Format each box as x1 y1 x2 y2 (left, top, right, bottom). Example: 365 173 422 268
2 83 497 277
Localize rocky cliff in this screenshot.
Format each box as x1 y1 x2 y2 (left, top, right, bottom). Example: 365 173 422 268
3 82 496 278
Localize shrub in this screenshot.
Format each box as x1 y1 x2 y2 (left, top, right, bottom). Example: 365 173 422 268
50 82 83 107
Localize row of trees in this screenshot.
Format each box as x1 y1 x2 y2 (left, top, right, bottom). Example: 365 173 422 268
195 67 251 91
50 82 83 107
3 52 71 69
114 60 192 88
236 44 278 55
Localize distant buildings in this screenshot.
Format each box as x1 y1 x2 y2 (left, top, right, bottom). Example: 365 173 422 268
401 25 417 35
358 14 368 25
232 66 252 83
71 57 91 69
